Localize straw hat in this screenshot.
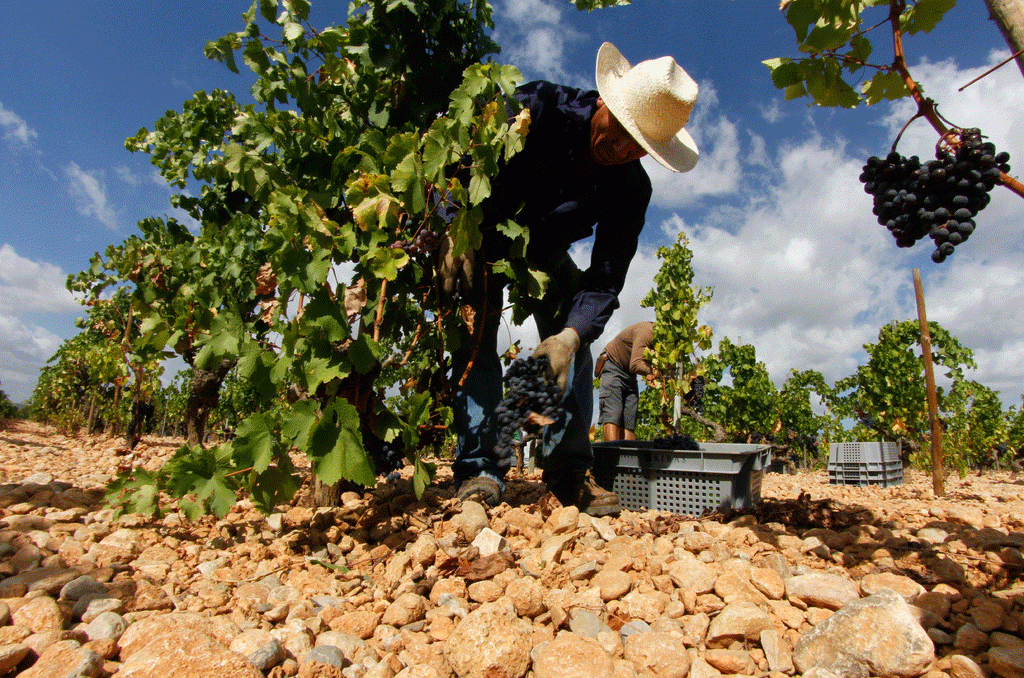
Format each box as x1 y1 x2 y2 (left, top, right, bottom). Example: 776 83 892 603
595 42 699 173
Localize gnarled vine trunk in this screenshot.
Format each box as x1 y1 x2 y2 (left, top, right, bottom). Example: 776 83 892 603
185 359 235 448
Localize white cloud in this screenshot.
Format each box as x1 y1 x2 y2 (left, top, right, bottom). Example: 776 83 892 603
0 102 38 148
0 246 83 402
64 162 118 230
645 83 744 208
495 0 582 85
760 98 784 125
502 0 562 25
115 165 143 186
0 314 65 404
0 245 80 315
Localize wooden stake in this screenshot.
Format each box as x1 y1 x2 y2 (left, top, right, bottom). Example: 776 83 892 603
913 268 944 496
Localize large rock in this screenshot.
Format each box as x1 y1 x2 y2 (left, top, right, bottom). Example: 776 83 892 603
989 646 1024 678
17 639 102 678
706 601 773 647
116 612 263 678
623 631 690 678
793 589 935 678
786 572 861 610
533 633 614 678
442 600 532 678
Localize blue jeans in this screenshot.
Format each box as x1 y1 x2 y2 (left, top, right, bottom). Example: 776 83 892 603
451 276 594 488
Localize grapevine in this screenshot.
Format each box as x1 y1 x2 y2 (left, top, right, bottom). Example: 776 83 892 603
493 356 564 471
860 128 1011 262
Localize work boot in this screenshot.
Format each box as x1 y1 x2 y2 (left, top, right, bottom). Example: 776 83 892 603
548 469 621 517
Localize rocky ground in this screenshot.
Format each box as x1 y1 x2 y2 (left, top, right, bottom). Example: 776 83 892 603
2 420 1024 678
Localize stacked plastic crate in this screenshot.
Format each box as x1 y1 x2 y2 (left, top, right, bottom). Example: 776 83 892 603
827 442 903 487
591 441 771 515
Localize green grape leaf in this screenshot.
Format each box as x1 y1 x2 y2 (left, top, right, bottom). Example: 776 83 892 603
362 245 406 282
783 0 821 43
763 58 803 89
304 291 351 342
250 465 301 514
801 22 853 54
348 334 381 374
196 474 236 518
308 399 375 487
234 413 274 473
412 457 435 498
847 33 872 71
862 70 910 105
243 40 271 74
901 0 955 34
496 219 528 259
282 400 318 450
449 205 483 258
259 0 277 22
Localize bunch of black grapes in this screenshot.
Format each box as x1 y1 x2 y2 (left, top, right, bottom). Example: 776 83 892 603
389 228 441 256
367 436 406 478
683 376 706 415
651 433 701 450
493 356 564 470
859 128 1010 263
749 431 776 445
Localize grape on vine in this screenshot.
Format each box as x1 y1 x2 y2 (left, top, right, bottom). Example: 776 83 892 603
859 128 1008 263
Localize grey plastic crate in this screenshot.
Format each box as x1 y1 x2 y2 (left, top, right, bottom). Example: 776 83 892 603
591 441 771 515
828 442 903 487
829 461 903 487
828 442 900 466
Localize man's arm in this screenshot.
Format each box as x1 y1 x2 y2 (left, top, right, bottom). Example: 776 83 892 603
564 162 652 345
628 322 655 376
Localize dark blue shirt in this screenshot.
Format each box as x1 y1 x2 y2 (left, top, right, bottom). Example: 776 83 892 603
482 81 652 346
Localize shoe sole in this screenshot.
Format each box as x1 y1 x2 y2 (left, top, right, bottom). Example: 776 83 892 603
582 503 621 517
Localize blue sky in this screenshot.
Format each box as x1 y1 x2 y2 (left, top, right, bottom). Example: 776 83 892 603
2 0 1022 410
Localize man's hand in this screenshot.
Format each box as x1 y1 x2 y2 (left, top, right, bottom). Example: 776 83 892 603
437 234 475 300
533 328 581 395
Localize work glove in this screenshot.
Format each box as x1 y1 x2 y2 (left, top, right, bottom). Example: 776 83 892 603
436 234 475 301
533 327 580 395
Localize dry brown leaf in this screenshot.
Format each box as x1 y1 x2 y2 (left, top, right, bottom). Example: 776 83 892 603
255 262 277 296
459 305 476 334
525 411 555 428
344 278 367 320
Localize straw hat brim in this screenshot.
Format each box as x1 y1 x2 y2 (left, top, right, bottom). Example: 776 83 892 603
595 42 699 173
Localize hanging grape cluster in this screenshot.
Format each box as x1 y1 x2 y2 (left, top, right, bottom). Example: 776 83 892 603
859 128 1010 263
651 433 701 450
493 356 564 469
389 228 441 256
683 376 705 415
367 437 407 476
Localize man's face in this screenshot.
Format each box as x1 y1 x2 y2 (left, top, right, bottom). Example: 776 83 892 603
589 97 647 166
